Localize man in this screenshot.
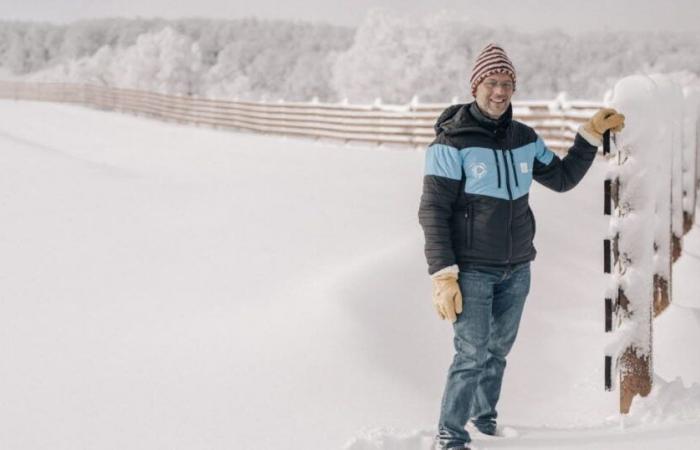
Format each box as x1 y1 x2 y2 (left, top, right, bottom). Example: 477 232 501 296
418 43 625 450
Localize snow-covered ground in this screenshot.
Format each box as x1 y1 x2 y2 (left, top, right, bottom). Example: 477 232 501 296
0 100 698 450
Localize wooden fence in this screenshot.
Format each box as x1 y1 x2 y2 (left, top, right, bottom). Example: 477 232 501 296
602 74 700 414
0 81 601 153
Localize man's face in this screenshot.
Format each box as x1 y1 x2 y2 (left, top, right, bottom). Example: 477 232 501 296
474 73 514 120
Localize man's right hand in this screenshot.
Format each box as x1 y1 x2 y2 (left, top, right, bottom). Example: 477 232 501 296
431 271 463 323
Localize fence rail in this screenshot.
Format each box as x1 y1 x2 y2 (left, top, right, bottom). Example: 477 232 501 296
0 81 600 153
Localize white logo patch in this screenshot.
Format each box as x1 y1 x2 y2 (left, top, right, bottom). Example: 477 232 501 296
520 162 529 173
470 162 488 179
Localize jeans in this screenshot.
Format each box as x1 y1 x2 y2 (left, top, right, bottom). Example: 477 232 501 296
436 262 530 449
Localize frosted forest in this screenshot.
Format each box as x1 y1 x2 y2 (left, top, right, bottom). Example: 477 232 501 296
1 10 699 103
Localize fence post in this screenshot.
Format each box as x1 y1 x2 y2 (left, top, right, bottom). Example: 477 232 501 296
616 132 654 414
605 75 663 414
671 83 685 262
604 130 653 412
648 75 677 318
697 100 700 195
680 84 699 233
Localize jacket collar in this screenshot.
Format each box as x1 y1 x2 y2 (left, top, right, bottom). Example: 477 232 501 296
468 102 512 133
434 102 512 138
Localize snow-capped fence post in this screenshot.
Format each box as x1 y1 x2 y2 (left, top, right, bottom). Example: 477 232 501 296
78 83 88 107
697 100 700 195
604 75 663 414
665 77 684 263
648 75 680 317
679 81 699 232
114 86 123 113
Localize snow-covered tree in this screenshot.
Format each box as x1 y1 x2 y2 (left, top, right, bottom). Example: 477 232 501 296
118 26 203 95
200 20 352 101
1 14 699 102
26 27 204 96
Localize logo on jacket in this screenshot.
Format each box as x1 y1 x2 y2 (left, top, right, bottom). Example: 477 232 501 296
470 162 488 179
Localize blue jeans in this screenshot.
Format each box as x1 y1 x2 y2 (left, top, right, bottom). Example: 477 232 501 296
437 263 530 449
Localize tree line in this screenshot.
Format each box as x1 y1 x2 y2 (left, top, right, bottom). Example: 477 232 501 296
1 11 698 102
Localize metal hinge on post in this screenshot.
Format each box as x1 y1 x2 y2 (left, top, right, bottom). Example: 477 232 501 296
603 130 614 392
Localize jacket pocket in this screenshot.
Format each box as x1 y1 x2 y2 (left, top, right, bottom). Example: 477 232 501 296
464 204 474 249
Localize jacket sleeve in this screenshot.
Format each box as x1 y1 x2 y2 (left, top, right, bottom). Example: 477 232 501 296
532 134 598 192
418 143 463 275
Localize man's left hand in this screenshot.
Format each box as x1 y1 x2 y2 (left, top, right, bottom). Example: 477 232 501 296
580 108 625 146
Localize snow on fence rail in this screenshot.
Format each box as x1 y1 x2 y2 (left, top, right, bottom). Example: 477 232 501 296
603 73 700 414
0 81 599 154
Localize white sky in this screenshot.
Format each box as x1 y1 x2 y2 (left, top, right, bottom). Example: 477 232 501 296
0 0 698 34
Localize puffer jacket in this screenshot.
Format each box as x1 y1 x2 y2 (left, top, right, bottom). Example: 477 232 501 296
418 102 597 274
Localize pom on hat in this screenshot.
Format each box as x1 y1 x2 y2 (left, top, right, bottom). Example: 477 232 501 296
470 43 516 96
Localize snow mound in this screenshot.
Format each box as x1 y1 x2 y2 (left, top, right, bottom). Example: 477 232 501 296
469 424 519 439
343 424 520 450
343 428 436 450
623 376 700 424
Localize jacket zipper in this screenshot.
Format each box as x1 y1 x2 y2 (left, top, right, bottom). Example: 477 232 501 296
507 150 520 188
491 149 502 188
499 150 513 263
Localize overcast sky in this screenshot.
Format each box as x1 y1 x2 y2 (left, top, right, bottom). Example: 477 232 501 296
0 0 698 34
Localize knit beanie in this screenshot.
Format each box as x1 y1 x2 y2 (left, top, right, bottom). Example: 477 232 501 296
470 43 516 96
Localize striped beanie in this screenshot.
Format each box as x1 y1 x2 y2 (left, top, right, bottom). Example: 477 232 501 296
470 43 516 96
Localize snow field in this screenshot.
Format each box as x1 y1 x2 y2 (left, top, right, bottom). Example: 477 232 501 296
0 100 698 450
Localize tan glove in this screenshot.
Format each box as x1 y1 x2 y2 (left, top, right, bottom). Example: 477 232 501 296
580 108 626 146
431 271 463 323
